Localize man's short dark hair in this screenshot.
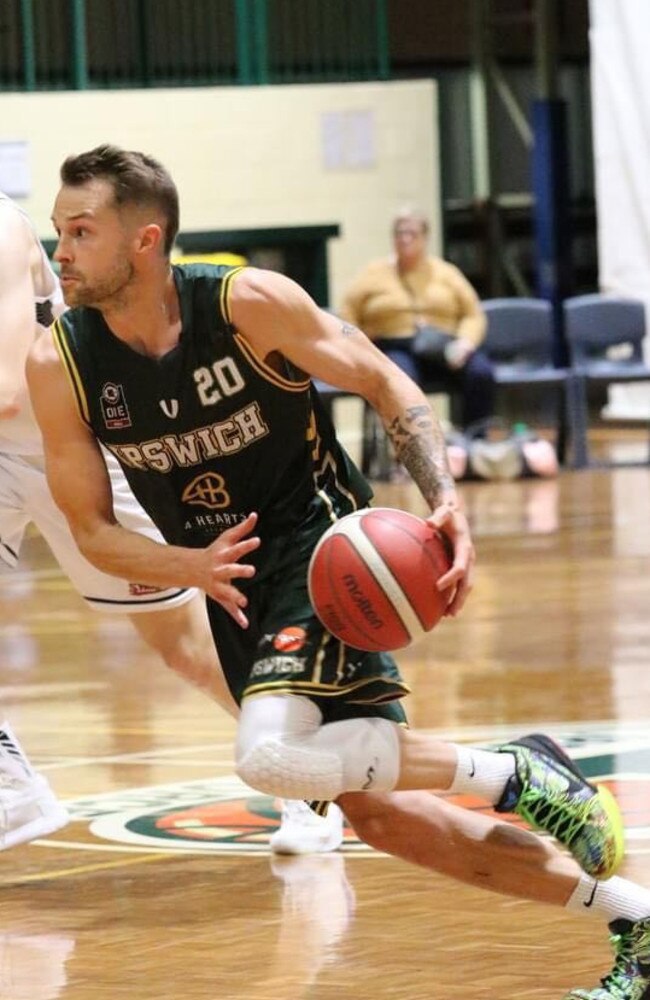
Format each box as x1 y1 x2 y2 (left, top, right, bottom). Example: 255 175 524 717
60 144 179 255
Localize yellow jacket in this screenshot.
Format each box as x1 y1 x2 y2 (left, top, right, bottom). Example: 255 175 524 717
340 256 486 347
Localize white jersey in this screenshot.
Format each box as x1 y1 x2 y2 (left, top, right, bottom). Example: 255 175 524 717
0 194 197 610
0 193 65 456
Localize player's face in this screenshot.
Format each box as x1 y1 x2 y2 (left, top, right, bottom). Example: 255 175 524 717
51 179 136 308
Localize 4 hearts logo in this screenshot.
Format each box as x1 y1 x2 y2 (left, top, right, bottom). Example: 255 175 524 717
65 724 650 856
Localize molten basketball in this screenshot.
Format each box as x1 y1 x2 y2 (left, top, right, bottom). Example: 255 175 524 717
307 507 452 652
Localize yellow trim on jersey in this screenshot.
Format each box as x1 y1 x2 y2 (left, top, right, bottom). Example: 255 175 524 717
219 265 246 326
51 319 91 425
315 470 359 521
242 676 411 702
234 332 311 392
219 264 311 392
311 628 332 686
316 488 337 524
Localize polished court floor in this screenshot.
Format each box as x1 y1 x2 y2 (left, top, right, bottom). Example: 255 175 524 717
1 434 650 999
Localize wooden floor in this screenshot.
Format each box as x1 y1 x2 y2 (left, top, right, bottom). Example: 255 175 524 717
2 442 650 1000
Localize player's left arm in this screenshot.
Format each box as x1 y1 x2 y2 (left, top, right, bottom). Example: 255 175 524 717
0 203 38 416
229 268 474 612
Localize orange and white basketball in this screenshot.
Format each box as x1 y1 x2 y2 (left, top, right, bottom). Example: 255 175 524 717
308 507 452 652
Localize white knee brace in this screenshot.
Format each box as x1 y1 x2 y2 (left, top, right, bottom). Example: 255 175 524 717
235 695 401 801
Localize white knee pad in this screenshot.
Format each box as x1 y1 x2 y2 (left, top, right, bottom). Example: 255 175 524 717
235 695 401 801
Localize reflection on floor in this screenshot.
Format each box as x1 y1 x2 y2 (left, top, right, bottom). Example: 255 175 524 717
1 461 650 999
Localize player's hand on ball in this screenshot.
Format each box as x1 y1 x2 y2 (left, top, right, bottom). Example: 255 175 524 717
428 501 474 616
202 512 260 627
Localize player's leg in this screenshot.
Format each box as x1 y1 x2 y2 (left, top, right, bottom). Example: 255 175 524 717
400 728 623 878
129 593 342 853
128 594 239 713
238 694 644 996
340 789 650 1000
0 455 69 848
28 458 343 854
232 509 622 877
236 690 622 880
342 788 578 899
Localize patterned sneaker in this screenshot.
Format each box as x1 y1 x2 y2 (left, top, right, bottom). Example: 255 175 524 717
495 733 624 879
564 917 650 999
0 771 69 850
270 800 344 855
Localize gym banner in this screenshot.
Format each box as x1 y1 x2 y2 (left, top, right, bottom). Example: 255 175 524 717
589 0 650 416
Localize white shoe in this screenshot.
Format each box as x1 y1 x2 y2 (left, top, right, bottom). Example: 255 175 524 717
270 800 344 855
0 772 69 850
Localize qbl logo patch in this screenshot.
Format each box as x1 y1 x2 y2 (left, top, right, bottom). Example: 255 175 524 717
100 382 131 429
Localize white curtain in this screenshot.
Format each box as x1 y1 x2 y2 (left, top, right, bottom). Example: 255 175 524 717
589 0 650 416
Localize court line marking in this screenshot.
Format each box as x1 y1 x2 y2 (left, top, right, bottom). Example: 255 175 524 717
39 741 235 772
0 852 170 886
0 681 105 698
30 839 211 855
29 838 385 859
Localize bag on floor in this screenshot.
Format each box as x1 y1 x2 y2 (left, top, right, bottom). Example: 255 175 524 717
446 418 559 481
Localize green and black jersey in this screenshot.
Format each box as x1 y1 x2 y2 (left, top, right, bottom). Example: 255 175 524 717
53 264 372 574
54 263 408 719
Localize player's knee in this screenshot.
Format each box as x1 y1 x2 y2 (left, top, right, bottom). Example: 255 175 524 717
235 737 343 801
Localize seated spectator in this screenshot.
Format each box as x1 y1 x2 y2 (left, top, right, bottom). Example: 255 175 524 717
340 207 495 429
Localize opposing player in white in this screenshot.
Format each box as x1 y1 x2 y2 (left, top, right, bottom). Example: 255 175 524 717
0 191 342 854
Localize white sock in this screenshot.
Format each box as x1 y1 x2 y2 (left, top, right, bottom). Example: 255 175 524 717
566 874 650 923
0 720 36 779
448 745 516 804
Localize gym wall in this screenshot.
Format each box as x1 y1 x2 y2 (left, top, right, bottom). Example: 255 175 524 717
0 78 440 307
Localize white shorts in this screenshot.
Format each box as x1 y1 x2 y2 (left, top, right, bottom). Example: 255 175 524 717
0 449 198 614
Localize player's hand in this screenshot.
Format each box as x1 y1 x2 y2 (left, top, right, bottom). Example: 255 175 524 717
201 512 261 627
427 501 474 615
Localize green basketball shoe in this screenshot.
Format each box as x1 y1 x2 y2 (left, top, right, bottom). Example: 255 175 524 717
564 917 650 999
494 733 624 879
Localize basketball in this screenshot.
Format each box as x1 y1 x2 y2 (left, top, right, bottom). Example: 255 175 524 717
307 507 453 652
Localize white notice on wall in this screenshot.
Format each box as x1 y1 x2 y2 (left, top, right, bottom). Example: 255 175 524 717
321 110 376 170
0 141 31 197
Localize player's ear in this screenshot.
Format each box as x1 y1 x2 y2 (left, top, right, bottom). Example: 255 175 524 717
136 223 163 256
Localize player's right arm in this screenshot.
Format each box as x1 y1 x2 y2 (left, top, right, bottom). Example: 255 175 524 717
0 201 38 416
25 331 260 625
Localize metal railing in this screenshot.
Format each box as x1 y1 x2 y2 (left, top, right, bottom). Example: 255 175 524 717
0 0 389 91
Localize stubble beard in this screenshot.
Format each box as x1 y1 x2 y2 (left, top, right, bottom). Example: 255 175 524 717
63 259 136 310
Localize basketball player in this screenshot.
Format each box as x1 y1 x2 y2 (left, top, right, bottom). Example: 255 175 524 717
0 191 343 855
26 146 650 998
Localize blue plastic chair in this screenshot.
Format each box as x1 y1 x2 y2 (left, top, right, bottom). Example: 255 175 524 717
563 294 650 467
482 297 585 467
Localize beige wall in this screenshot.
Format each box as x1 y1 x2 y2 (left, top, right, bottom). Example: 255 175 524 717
0 79 439 306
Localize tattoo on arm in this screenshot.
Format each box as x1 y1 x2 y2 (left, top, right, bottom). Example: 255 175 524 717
340 322 357 338
387 404 455 507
